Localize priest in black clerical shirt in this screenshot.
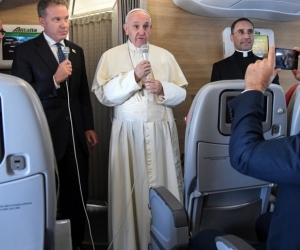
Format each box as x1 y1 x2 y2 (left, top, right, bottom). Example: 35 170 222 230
211 17 280 85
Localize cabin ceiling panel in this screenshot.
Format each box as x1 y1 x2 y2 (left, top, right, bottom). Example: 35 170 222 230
232 1 300 13
70 0 115 16
173 0 300 21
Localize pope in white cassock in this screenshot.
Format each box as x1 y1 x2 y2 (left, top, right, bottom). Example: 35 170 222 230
92 8 188 250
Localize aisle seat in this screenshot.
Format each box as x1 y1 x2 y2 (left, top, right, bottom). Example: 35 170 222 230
149 80 287 250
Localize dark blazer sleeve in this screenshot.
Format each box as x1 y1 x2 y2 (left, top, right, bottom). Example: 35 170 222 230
228 90 300 186
211 62 222 82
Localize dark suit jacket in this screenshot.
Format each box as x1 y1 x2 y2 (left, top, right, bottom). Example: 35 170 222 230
12 33 94 161
211 52 280 84
228 91 300 250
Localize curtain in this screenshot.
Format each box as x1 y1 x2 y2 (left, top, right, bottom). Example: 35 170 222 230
69 12 113 201
117 0 147 44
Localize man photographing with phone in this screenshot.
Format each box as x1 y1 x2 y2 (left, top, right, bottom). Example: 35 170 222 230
227 45 300 250
192 46 300 249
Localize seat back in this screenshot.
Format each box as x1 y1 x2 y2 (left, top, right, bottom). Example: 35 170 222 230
286 83 300 136
285 83 300 106
184 80 286 239
0 74 56 250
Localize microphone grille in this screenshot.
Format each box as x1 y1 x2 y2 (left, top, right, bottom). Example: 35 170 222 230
63 46 70 54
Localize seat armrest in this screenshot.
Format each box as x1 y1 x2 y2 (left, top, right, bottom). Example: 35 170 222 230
215 235 255 250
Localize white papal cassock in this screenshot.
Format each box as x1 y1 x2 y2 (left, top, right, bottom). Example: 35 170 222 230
92 40 188 250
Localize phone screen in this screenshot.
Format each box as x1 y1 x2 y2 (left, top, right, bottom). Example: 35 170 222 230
275 48 299 70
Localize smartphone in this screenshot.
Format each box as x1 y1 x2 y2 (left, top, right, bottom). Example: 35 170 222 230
275 47 299 70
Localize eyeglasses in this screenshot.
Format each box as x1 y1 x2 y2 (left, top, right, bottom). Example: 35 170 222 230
232 29 254 36
0 29 6 37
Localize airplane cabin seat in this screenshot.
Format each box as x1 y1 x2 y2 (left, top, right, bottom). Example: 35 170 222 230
184 80 286 239
0 74 57 250
149 80 287 250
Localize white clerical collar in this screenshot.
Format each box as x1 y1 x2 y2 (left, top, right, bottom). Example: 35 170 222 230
127 39 149 52
235 49 252 57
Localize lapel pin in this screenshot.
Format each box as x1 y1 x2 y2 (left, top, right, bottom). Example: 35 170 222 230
72 49 76 53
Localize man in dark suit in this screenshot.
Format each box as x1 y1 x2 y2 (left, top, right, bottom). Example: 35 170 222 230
228 45 300 249
211 18 279 85
11 1 98 249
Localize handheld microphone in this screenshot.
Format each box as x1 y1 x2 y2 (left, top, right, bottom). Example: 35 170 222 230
63 46 70 60
63 47 70 85
141 44 148 60
140 44 149 96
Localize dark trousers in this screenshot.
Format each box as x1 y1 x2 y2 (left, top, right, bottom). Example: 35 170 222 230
57 130 89 248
